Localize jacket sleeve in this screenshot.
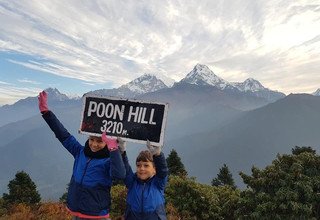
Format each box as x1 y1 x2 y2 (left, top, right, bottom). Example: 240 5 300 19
42 110 82 157
109 149 126 180
122 152 135 189
153 152 169 190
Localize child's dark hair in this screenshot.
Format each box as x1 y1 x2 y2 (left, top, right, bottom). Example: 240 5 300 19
136 150 154 163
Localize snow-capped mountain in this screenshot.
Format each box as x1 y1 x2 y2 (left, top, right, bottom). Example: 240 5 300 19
44 88 72 101
232 78 265 92
232 78 285 102
0 87 79 127
179 64 233 90
177 64 285 102
86 74 168 98
122 73 168 93
312 89 320 96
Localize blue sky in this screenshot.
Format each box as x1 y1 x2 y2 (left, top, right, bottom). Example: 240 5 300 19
0 0 319 106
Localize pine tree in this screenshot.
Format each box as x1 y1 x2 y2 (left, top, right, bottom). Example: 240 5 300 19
166 149 188 177
237 146 320 219
211 164 236 188
291 146 316 155
2 171 41 206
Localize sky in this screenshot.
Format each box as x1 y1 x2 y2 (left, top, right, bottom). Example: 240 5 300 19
0 0 319 106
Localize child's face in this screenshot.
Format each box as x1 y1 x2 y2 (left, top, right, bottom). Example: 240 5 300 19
88 136 106 152
136 160 156 180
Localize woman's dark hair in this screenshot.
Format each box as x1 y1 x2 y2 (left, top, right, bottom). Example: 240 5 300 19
136 150 154 163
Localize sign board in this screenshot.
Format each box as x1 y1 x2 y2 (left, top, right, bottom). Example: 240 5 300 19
79 95 169 146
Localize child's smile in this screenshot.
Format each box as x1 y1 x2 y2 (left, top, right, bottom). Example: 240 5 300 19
136 161 156 180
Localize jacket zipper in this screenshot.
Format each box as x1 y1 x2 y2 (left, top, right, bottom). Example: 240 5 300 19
80 158 92 185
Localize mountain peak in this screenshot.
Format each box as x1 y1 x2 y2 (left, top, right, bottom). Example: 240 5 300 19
194 63 211 71
180 64 230 89
85 74 168 98
234 78 265 92
132 73 157 83
120 74 168 94
43 88 70 101
45 87 60 95
312 88 320 96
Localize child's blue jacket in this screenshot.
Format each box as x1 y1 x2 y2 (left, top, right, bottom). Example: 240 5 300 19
122 152 168 220
42 111 125 217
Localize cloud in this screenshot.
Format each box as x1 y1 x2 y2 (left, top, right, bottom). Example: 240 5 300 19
18 78 41 84
0 80 12 85
0 0 319 95
0 84 41 105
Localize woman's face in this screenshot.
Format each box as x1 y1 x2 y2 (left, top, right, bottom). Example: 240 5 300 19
88 136 106 152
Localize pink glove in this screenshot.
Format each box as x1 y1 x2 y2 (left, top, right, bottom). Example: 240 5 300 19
102 132 118 151
38 91 49 113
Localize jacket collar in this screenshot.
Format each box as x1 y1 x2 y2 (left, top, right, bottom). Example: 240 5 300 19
83 140 110 159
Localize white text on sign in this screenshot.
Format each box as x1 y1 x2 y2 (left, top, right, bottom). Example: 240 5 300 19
87 101 156 125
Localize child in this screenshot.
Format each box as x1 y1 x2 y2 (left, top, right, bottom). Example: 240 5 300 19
38 91 126 220
118 138 168 220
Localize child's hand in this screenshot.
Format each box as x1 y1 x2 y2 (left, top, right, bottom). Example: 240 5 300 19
117 137 126 153
146 140 161 156
102 132 118 151
38 91 49 113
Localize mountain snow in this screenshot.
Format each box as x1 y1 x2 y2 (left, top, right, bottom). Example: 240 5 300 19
232 78 266 92
180 64 268 92
86 73 168 98
312 89 320 96
180 64 232 89
122 73 168 94
3 64 285 109
177 64 285 102
44 88 71 101
54 64 283 101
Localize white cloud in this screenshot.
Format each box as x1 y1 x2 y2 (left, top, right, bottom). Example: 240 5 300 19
18 78 41 84
0 85 41 105
0 0 319 96
0 80 12 85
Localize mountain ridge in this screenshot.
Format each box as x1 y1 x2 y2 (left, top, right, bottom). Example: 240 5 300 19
0 64 284 127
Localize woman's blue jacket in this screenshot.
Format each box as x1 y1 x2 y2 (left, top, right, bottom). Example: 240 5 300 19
42 111 125 217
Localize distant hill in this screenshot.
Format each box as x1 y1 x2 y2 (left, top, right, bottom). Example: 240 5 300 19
167 94 320 187
137 83 271 140
0 107 85 199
